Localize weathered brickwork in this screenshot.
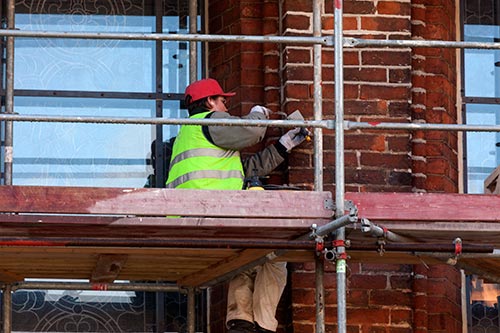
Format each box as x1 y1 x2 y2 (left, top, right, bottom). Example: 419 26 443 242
207 0 462 332
410 0 458 193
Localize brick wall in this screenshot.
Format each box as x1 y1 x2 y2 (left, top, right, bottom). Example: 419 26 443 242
207 0 462 332
410 0 459 193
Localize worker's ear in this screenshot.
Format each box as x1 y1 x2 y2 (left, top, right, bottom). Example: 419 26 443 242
206 97 215 109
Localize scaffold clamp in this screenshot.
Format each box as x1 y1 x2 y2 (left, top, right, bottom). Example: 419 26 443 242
377 239 386 256
447 238 462 266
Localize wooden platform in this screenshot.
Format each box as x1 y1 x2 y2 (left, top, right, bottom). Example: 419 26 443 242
0 186 334 286
345 192 500 282
2 187 500 286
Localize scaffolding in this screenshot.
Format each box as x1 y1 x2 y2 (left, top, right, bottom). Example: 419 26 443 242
1 0 500 333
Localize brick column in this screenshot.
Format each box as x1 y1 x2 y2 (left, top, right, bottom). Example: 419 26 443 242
410 0 459 193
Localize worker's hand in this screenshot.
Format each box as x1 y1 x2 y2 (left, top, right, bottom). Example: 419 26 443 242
250 105 271 119
279 127 309 152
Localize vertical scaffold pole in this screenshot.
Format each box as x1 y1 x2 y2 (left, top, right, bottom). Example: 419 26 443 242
4 0 15 185
334 0 347 332
312 0 325 333
315 255 325 333
187 287 196 333
313 0 324 192
189 0 198 82
2 284 12 333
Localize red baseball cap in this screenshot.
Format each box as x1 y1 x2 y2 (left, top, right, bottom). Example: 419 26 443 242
184 78 236 105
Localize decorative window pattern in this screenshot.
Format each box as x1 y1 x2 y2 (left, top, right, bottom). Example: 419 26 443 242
463 1 500 332
0 1 205 332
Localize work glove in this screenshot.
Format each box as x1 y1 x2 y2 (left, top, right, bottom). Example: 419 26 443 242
279 127 309 152
250 105 271 119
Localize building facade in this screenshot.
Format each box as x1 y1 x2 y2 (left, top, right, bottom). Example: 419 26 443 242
1 0 499 332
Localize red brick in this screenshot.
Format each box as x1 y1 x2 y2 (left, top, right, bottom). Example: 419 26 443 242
360 152 410 168
345 133 386 151
292 323 315 333
347 308 390 324
285 83 312 99
390 275 412 290
389 68 411 84
286 48 311 63
387 135 411 151
360 85 410 101
343 16 357 30
345 100 388 116
282 0 312 12
240 4 261 18
289 166 314 186
284 65 314 81
361 16 410 32
345 67 387 82
292 305 317 321
345 168 387 185
292 288 315 304
283 13 311 31
362 264 413 273
391 309 412 325
344 1 376 14
370 290 412 307
350 274 387 289
362 50 412 66
377 2 411 15
343 51 360 66
388 101 411 117
426 265 461 285
346 289 369 306
343 84 360 99
426 158 449 175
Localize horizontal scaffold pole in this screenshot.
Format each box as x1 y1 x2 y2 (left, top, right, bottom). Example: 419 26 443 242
312 214 357 238
0 29 333 46
352 242 493 253
0 113 326 128
2 30 500 50
344 121 500 132
345 37 500 50
9 281 183 292
5 114 500 133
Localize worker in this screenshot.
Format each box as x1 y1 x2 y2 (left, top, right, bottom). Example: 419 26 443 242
166 78 309 333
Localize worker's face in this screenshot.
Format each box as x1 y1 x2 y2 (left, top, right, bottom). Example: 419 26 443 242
207 96 228 112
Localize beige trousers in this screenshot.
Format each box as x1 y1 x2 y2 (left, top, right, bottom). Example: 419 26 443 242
226 261 287 332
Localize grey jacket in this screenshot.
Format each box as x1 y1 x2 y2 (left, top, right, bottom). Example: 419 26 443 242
204 110 286 178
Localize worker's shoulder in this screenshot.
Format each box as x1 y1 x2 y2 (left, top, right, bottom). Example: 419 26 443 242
208 111 233 119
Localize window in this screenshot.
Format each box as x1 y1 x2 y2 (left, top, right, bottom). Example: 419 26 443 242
463 1 500 331
2 0 197 188
463 0 500 193
0 1 205 332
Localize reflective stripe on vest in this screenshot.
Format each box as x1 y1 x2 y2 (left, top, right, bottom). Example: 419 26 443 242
165 111 244 190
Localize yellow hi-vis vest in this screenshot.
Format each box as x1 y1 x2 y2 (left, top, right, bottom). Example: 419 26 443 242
165 112 245 190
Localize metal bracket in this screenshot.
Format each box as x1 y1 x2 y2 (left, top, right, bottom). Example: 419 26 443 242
324 198 335 211
344 200 355 212
323 199 355 212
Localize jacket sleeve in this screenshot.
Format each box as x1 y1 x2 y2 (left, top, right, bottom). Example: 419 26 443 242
205 111 267 150
242 143 287 178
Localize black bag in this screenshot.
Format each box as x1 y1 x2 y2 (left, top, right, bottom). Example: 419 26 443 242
145 136 176 188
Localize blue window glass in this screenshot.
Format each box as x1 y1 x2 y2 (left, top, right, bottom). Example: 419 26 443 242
465 104 500 193
15 14 156 93
13 97 155 187
464 25 500 99
9 10 196 187
464 25 500 193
